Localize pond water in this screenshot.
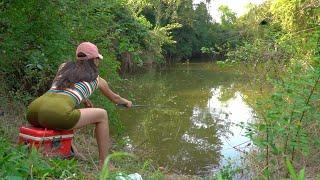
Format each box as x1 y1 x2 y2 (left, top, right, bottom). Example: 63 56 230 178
117 63 255 175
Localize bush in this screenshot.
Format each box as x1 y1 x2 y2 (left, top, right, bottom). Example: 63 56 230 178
0 0 163 102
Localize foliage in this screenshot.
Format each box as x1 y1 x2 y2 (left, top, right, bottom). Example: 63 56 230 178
245 64 320 176
286 158 305 180
0 0 72 99
0 136 83 179
224 0 320 177
197 4 243 61
139 0 229 61
200 47 216 61
218 5 236 28
270 0 319 32
215 161 242 180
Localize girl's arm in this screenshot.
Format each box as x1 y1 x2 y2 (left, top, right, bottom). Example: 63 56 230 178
98 77 132 108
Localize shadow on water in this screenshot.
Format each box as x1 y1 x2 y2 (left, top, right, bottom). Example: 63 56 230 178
117 63 255 175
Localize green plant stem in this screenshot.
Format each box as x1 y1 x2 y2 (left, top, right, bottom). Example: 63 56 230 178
284 108 296 155
291 74 320 162
266 125 269 173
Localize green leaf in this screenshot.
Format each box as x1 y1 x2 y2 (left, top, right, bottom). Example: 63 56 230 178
297 168 305 180
36 64 43 70
217 173 223 180
5 175 24 180
286 158 297 180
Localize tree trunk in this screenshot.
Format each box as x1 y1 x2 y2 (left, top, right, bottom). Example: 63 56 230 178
119 52 133 75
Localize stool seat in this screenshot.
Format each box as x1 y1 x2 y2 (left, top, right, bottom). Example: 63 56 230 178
19 126 74 158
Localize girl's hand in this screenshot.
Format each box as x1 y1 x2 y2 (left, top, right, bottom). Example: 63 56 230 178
125 100 132 108
82 99 94 108
117 97 132 108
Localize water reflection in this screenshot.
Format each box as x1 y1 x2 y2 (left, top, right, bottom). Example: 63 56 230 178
208 87 253 161
117 63 254 175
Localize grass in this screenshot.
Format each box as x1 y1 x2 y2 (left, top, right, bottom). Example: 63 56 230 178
0 136 83 179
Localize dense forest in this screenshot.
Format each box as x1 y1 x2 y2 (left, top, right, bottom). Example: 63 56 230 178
0 0 319 179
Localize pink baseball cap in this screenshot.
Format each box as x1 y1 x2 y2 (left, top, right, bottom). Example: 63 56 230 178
76 42 103 60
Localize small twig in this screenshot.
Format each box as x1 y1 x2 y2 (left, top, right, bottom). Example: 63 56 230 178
288 26 319 37
222 140 251 151
284 106 296 154
258 165 271 177
133 139 148 149
82 134 99 171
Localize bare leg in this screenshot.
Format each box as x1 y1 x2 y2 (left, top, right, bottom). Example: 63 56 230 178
73 108 110 168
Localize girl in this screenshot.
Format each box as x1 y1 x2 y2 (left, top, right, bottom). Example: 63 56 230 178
26 42 132 168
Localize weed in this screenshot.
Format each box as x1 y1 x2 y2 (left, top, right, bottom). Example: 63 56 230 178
0 136 83 179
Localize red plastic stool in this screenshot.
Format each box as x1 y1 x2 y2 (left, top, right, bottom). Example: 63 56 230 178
18 126 74 158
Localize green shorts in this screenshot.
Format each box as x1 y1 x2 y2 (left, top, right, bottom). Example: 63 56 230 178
26 92 81 130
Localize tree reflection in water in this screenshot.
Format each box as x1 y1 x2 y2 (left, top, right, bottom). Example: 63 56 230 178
118 63 255 175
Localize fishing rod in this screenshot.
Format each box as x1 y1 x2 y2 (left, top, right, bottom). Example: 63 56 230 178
116 104 147 108
116 103 170 109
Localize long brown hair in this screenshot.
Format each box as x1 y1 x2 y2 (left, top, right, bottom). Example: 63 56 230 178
52 59 99 89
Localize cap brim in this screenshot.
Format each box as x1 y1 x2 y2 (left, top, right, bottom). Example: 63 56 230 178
98 54 103 60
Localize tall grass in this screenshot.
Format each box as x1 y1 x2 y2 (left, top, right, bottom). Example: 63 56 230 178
0 136 83 179
99 152 135 180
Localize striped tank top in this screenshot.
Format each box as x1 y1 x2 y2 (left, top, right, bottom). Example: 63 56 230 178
48 77 99 105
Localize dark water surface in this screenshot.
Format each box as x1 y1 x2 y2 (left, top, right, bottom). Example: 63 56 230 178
117 63 255 175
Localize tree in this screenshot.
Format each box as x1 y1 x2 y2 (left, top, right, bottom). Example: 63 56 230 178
218 5 236 28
